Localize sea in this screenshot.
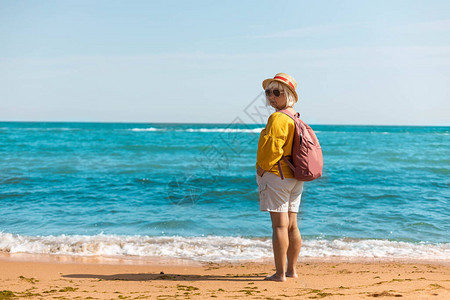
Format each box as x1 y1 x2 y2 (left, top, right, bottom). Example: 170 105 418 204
0 122 449 263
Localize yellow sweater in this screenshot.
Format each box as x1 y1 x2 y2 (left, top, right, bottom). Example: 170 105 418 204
256 112 295 178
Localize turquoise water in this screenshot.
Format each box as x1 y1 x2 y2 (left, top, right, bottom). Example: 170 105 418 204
0 122 449 261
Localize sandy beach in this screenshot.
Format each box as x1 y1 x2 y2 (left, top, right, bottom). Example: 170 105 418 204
0 254 449 299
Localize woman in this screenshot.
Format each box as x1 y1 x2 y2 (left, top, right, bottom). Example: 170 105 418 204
256 73 304 282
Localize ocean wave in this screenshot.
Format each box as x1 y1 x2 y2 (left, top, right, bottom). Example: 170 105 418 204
129 128 263 133
129 128 161 132
184 128 263 133
0 127 81 131
0 233 448 262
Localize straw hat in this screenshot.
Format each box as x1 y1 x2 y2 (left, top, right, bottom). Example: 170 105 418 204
262 73 298 102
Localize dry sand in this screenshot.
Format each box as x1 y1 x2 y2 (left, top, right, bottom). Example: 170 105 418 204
0 253 449 299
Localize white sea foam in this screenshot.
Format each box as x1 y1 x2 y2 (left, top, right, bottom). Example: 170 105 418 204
0 233 448 262
184 128 263 133
129 128 161 132
129 128 264 133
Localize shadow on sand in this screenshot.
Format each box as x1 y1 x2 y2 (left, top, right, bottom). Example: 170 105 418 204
62 273 265 282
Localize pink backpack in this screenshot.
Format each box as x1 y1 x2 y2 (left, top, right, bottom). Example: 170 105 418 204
277 109 323 181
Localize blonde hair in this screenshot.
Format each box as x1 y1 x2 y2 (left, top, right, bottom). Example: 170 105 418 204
265 81 296 108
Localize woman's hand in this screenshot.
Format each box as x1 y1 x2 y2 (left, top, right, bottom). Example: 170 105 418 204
257 165 266 177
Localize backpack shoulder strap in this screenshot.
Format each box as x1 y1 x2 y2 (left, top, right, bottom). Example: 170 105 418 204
278 109 300 120
276 109 300 179
278 109 303 143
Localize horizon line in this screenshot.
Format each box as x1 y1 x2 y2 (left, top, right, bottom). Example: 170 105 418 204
0 120 449 127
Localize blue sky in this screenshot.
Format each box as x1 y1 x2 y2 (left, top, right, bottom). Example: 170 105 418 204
0 0 449 125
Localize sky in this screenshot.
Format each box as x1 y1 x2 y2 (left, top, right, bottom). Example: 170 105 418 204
0 0 449 125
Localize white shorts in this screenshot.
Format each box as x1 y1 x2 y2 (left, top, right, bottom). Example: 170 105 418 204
256 172 304 213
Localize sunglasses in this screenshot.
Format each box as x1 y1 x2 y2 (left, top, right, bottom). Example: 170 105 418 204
265 89 284 97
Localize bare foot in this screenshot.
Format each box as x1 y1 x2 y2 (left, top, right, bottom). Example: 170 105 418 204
285 271 298 278
264 273 286 282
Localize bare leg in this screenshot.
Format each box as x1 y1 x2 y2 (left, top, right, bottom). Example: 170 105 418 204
265 212 289 282
286 211 301 278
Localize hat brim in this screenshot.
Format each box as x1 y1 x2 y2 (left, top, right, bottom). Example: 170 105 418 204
262 78 298 102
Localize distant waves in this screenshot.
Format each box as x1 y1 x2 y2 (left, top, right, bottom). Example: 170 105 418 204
129 127 264 133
